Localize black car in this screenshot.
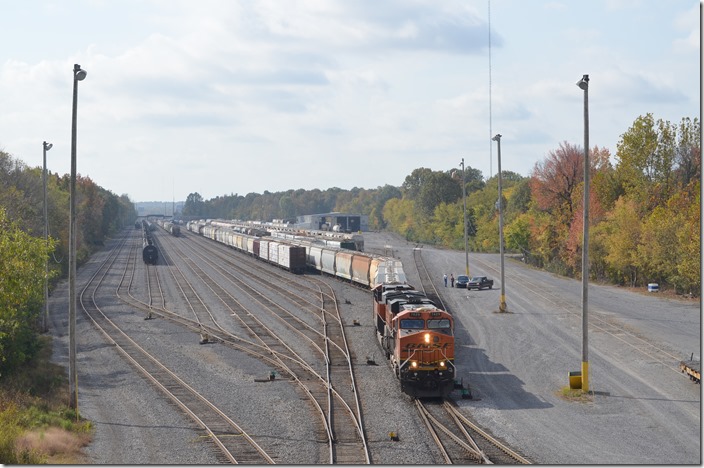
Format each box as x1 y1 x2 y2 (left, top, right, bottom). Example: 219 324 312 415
455 275 470 288
467 276 493 290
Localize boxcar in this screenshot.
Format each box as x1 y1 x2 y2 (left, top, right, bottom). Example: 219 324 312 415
259 239 270 261
279 244 306 273
269 241 280 265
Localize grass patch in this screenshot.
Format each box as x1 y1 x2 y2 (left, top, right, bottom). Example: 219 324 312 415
557 386 594 403
0 335 92 464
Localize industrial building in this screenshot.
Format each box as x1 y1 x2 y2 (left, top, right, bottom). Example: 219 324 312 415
295 212 368 232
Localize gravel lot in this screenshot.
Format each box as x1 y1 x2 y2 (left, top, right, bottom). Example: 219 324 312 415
48 230 700 464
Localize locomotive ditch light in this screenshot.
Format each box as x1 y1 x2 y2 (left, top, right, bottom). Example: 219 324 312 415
424 333 430 343
411 361 418 368
440 361 446 367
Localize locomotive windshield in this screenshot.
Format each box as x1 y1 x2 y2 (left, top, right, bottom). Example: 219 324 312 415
427 319 451 330
399 319 425 329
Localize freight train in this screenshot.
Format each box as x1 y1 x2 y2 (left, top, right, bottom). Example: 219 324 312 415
141 220 159 265
187 219 455 397
203 219 364 251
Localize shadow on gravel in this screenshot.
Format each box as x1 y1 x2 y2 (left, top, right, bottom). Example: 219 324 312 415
88 420 196 431
453 318 552 410
80 369 139 390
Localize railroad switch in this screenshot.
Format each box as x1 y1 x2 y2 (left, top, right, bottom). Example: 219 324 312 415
199 333 209 345
269 370 277 380
144 310 154 320
389 431 400 442
366 356 377 365
353 319 361 326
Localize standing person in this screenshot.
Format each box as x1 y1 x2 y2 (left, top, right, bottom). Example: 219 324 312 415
443 274 448 287
450 274 455 287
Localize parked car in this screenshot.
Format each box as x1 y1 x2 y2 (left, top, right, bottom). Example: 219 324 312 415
467 276 493 290
455 275 470 288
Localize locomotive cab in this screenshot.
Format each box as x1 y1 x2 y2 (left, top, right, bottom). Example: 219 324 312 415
391 309 455 398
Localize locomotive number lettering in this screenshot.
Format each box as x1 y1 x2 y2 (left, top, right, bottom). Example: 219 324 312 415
404 342 450 350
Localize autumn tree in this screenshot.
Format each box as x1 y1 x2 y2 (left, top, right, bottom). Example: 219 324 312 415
530 141 584 224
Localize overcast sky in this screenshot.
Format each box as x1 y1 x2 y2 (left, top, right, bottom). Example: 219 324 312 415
1 0 699 203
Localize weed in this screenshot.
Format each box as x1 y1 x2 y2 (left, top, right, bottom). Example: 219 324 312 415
0 336 93 464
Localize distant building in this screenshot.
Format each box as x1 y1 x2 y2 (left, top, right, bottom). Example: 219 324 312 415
295 212 368 232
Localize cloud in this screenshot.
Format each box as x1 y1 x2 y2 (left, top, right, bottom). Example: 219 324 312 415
672 4 699 53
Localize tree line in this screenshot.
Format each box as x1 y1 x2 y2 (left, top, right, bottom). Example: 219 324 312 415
0 150 135 374
0 112 698 374
184 113 700 295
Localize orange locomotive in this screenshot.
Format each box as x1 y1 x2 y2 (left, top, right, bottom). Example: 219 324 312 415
373 283 456 398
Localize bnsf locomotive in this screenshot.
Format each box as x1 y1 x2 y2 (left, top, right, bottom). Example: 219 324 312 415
374 282 455 398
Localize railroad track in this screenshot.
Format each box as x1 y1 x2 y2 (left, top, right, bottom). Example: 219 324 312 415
80 230 275 464
412 246 530 464
416 399 531 464
413 247 446 311
145 229 371 464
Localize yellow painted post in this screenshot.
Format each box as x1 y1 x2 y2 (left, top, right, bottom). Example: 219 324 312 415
581 361 589 393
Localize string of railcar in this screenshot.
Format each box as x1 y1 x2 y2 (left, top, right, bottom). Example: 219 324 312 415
186 218 456 398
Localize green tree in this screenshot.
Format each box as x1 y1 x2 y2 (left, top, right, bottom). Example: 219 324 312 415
601 197 643 286
0 208 55 373
182 192 206 217
505 213 531 256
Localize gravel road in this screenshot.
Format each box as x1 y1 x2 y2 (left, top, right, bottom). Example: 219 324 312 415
48 229 700 464
364 231 700 464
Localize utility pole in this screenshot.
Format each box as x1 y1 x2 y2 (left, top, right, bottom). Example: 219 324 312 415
42 141 52 332
69 63 87 410
492 134 507 313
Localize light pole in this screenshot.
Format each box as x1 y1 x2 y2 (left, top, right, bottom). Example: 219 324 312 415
42 141 53 333
492 134 507 313
460 158 469 277
69 63 86 411
577 73 590 393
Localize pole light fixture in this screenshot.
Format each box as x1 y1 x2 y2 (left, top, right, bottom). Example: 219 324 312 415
42 141 52 333
576 73 590 392
492 134 507 313
460 158 469 277
69 63 86 411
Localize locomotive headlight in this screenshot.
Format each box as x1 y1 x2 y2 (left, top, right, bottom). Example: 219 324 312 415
424 333 430 344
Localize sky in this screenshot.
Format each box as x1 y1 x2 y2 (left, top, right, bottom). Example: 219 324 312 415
0 0 699 203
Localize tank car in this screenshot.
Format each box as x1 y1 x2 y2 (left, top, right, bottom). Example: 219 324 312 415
142 220 159 264
142 240 158 264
